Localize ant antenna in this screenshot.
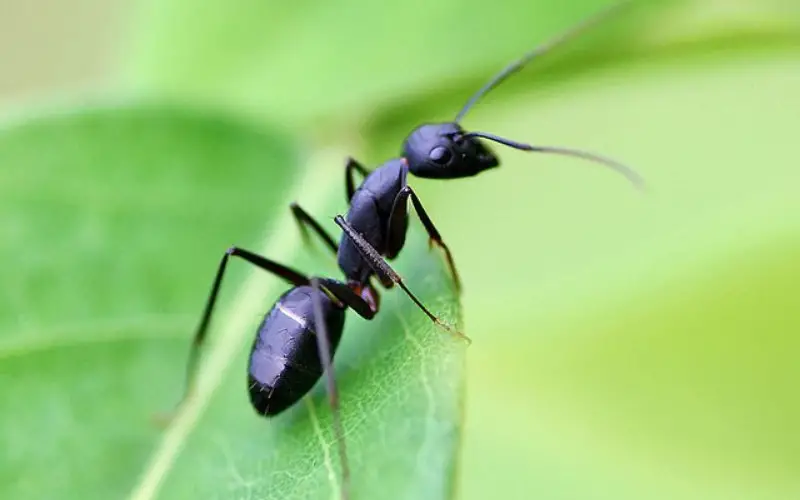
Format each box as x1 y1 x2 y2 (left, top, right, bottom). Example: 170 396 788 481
454 1 633 123
462 131 645 191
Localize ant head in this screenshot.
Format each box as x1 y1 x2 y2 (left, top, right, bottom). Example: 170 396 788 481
402 122 499 179
401 3 644 189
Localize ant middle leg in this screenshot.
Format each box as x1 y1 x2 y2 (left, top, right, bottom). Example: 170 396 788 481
386 185 462 293
290 202 338 255
345 157 370 202
333 215 470 344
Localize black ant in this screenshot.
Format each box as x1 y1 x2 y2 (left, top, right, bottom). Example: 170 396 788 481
166 2 644 500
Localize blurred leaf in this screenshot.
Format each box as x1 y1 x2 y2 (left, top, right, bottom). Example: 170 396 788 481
127 0 798 128
0 104 297 498
387 43 798 500
127 0 640 124
461 235 800 500
0 105 466 499
357 0 800 146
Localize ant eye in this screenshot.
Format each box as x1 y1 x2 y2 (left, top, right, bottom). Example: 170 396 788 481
429 146 452 165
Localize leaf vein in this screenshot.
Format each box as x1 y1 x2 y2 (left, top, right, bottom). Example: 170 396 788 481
305 397 340 500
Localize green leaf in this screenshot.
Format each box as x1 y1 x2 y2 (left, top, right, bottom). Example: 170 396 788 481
0 104 295 498
0 105 466 499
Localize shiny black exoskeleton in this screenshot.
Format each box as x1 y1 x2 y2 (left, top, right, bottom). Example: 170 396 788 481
248 285 346 416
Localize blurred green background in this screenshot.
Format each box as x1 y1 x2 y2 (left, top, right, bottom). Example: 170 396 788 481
1 0 799 499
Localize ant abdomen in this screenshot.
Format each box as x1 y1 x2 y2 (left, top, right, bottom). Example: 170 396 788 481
248 287 346 416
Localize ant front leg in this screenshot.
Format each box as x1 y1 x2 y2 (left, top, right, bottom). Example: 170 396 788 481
334 215 470 344
308 278 348 500
345 157 370 202
164 246 309 421
307 278 377 500
386 185 462 293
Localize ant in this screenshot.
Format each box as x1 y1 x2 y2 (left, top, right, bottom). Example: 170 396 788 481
165 2 645 500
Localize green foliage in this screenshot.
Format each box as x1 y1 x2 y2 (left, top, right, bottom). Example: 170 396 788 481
0 105 465 499
129 0 629 123
0 105 294 497
1 0 799 499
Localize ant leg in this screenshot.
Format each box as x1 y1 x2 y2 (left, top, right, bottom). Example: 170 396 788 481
309 277 350 500
318 278 380 318
308 277 378 500
167 246 309 420
345 157 370 202
386 185 462 293
333 215 471 344
290 202 338 255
